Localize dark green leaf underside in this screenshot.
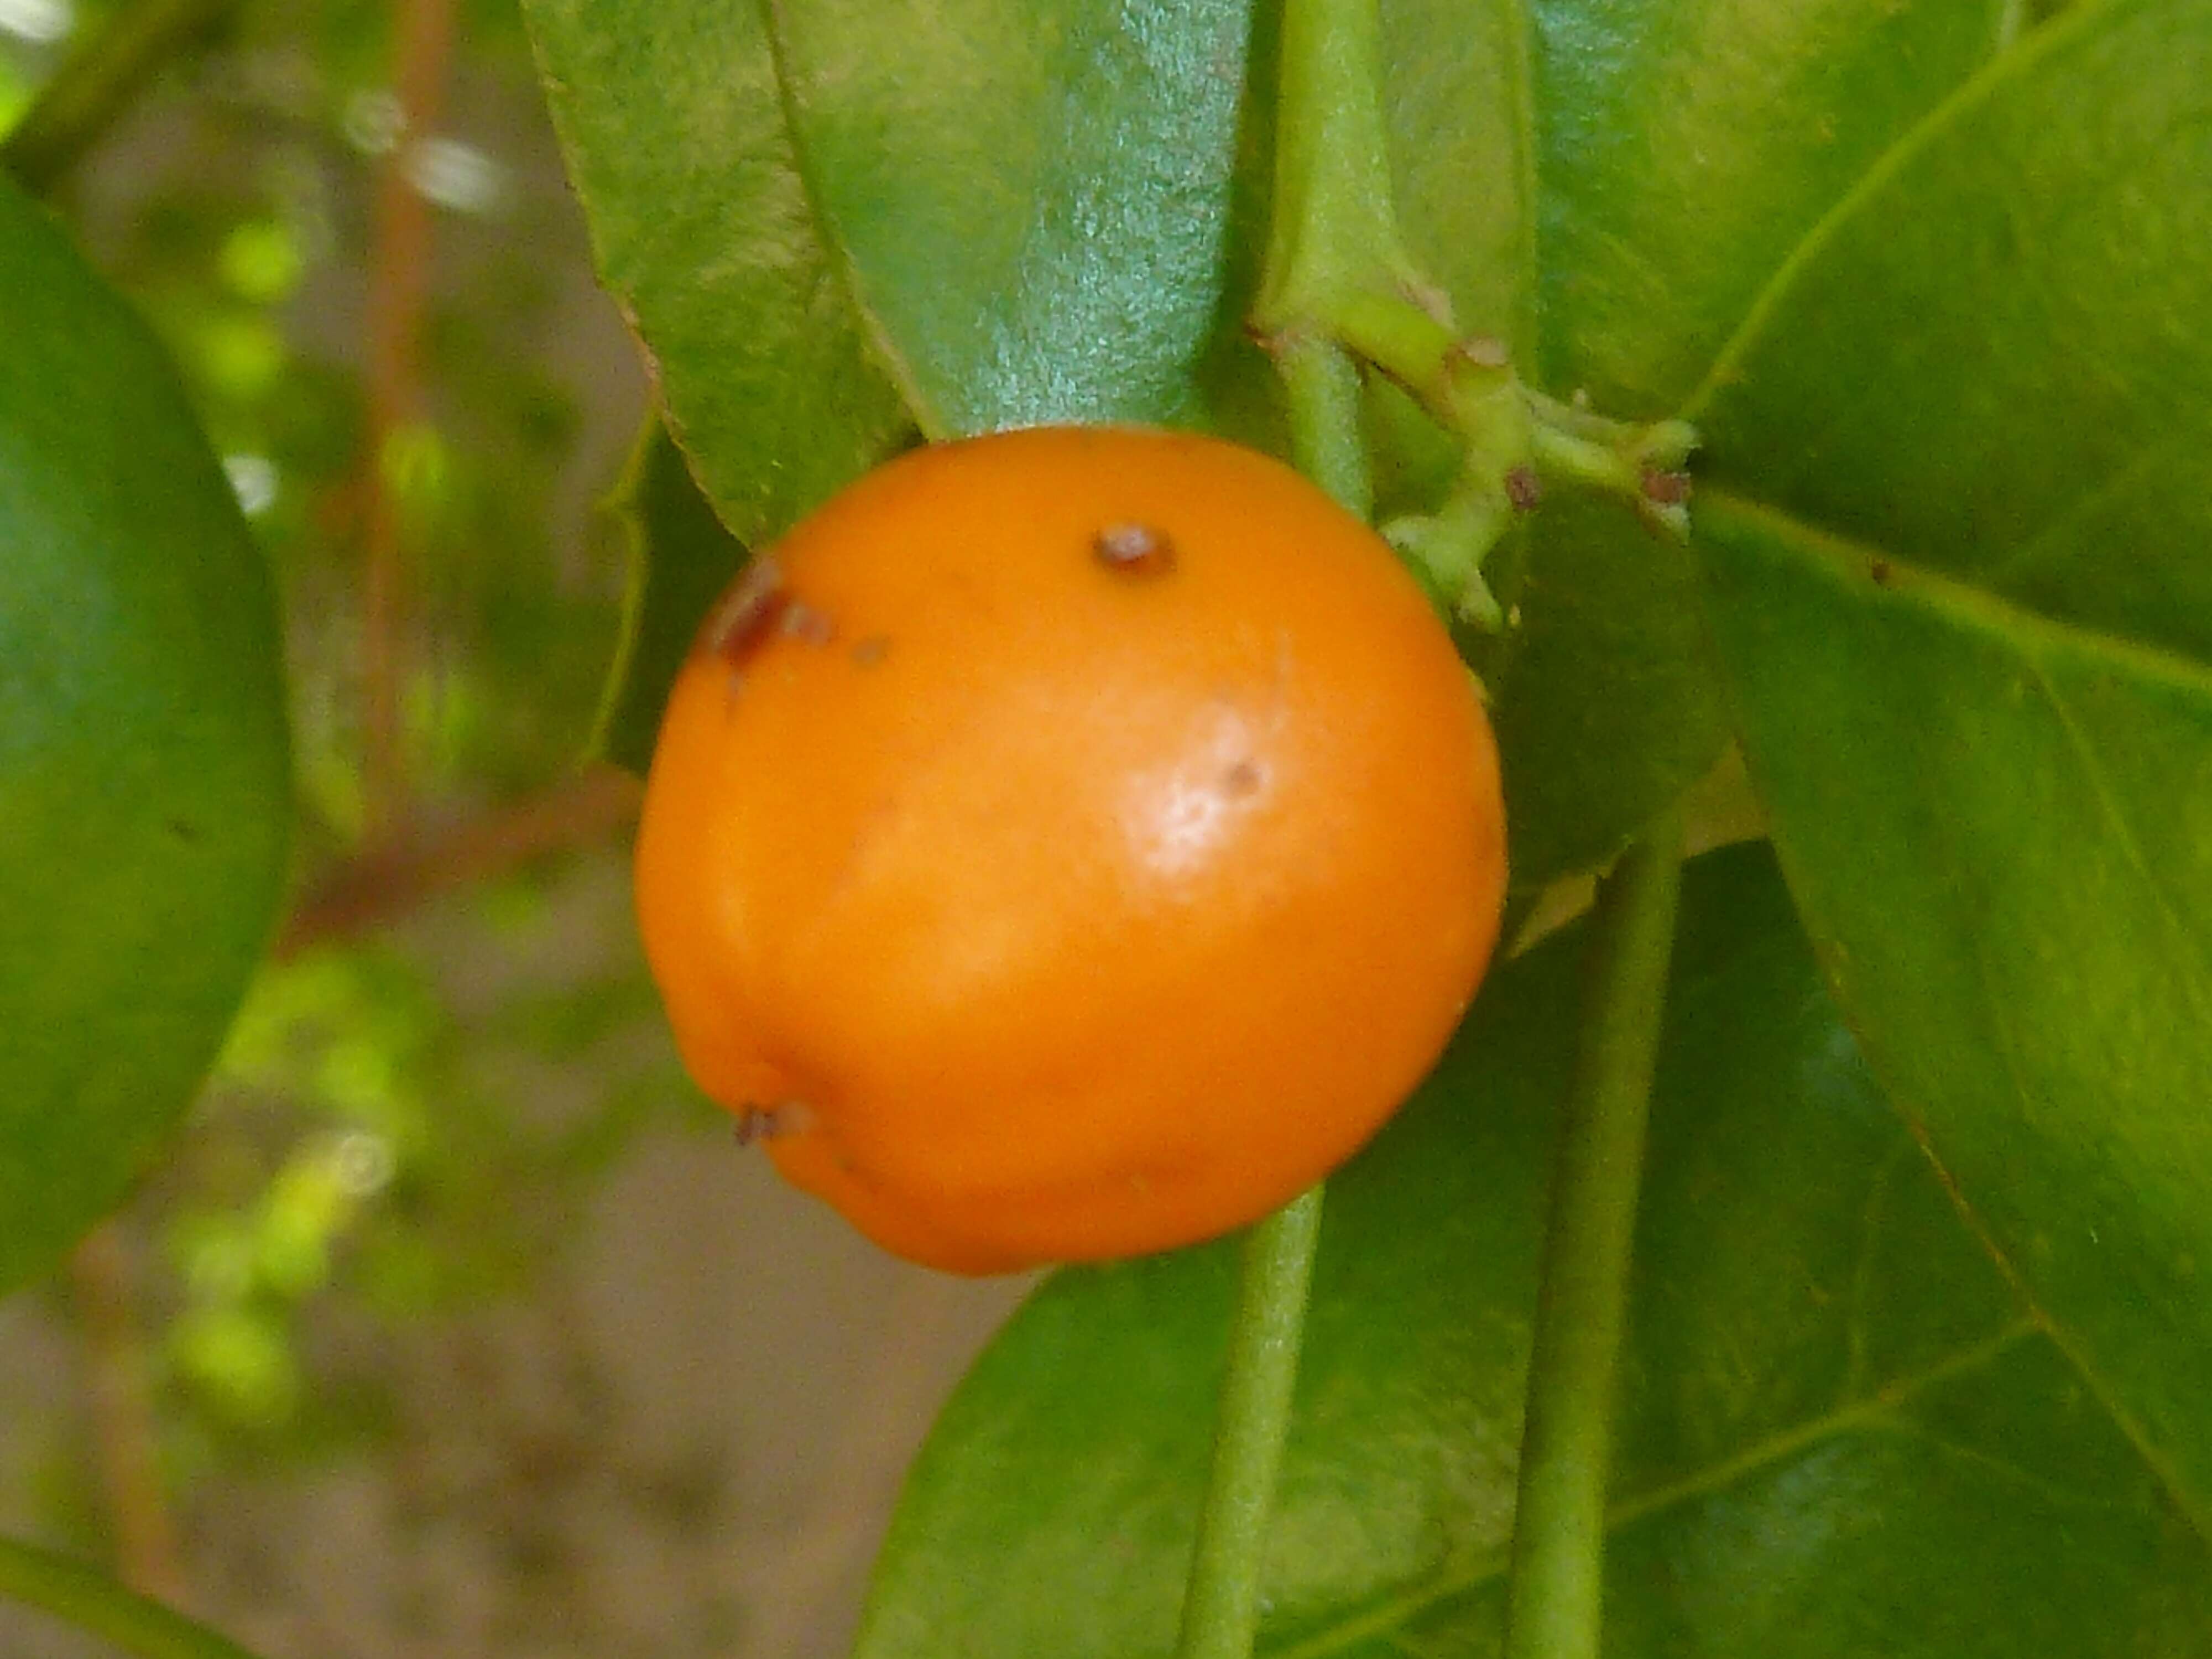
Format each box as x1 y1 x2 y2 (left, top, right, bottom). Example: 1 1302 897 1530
593 418 753 775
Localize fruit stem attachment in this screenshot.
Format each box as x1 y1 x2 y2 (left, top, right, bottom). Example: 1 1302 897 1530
0 1533 268 1659
1502 811 1685 1659
1173 1184 1327 1659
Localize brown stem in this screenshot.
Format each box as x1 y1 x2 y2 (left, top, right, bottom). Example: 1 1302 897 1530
277 768 642 958
359 0 456 834
66 1224 189 1608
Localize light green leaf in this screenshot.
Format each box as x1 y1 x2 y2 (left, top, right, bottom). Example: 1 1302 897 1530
1538 0 2009 413
1489 0 2007 889
769 0 1256 436
1691 0 2212 1520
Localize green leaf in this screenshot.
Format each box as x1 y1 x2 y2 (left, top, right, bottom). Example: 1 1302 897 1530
1487 494 1726 895
592 417 753 776
1485 0 2007 888
1690 0 2212 1519
855 847 2211 1657
766 0 1256 436
1536 0 2008 414
1382 0 1536 354
528 0 1533 455
0 179 290 1298
531 0 1534 743
520 0 913 545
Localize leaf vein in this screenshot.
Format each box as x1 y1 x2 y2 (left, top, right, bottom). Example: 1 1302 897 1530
1677 0 2141 422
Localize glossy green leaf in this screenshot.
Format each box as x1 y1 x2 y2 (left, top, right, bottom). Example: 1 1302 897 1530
531 0 1532 744
1535 0 2008 413
1689 0 2212 1520
592 417 753 776
0 179 290 1298
768 0 1256 436
1486 0 2008 888
855 847 2211 1657
530 0 1533 449
520 0 913 545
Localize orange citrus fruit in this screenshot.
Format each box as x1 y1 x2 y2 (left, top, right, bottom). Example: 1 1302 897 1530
635 425 1505 1273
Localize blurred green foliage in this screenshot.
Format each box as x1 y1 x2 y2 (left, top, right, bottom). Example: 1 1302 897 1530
1 0 699 1533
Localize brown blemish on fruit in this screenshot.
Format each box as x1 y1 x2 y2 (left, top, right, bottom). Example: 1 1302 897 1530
851 636 891 666
1505 466 1543 512
702 557 789 665
1221 759 1262 797
1640 468 1692 507
1870 557 1894 587
779 600 836 645
735 1099 817 1146
1093 523 1176 575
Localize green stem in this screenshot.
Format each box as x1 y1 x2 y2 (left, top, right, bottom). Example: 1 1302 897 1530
1502 812 1685 1659
1174 1185 1327 1659
1 0 238 196
1180 11 1383 1644
0 1536 268 1659
1275 334 1371 519
1252 0 1416 332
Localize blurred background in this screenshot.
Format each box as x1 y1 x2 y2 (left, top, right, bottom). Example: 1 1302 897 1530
0 2 1029 1653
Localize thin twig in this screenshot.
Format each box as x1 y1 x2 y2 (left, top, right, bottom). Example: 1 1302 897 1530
277 768 641 958
359 0 457 834
67 1225 187 1608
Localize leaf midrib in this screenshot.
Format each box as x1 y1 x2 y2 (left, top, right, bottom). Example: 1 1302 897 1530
1695 487 2212 703
755 0 943 440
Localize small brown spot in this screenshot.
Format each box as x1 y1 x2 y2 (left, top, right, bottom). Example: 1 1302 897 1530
850 635 891 666
701 556 788 665
1505 466 1543 512
1093 522 1176 575
734 1100 816 1146
778 600 836 645
1640 467 1692 506
1222 759 1262 797
1869 557 1894 587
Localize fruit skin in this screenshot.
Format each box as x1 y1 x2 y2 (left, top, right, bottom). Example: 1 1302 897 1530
635 425 1505 1274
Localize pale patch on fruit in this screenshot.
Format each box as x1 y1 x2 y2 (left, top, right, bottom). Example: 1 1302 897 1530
1121 703 1277 880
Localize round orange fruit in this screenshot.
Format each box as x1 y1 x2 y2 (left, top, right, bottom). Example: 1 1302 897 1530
634 425 1505 1273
